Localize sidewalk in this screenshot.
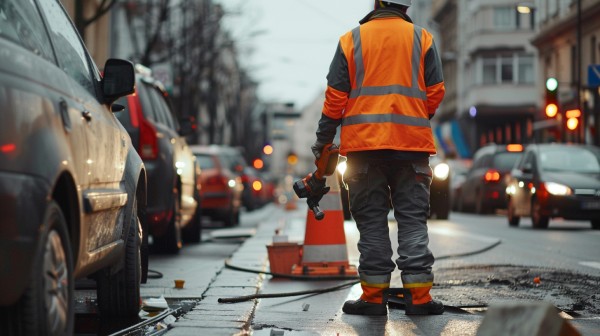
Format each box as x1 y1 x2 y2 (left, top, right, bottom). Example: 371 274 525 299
150 203 597 336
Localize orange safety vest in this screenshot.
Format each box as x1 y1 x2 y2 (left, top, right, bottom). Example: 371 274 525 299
323 16 445 156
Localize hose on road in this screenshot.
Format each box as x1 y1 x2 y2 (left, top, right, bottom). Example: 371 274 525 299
217 239 502 304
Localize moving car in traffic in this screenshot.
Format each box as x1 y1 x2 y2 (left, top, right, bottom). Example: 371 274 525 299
506 143 600 230
0 1 146 334
191 145 243 227
116 65 198 253
457 143 524 214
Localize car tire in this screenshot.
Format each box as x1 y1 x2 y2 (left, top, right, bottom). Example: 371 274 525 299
0 201 75 336
96 197 141 317
140 214 149 284
507 198 520 227
531 197 549 229
153 191 182 254
591 219 600 230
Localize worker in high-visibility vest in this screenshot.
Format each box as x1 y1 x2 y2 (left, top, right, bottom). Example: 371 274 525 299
311 0 445 316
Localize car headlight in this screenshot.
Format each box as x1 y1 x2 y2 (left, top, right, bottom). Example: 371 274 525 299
544 182 572 196
433 163 450 181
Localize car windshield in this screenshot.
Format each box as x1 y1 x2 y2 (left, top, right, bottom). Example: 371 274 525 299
194 154 215 169
539 147 600 173
493 152 522 171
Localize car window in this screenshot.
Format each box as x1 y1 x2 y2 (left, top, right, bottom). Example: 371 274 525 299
195 154 215 169
36 0 95 94
137 83 160 122
521 151 535 171
493 152 522 171
0 0 54 62
539 147 600 173
145 86 171 127
150 88 176 130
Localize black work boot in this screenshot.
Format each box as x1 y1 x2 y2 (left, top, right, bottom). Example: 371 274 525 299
404 299 445 315
342 299 387 316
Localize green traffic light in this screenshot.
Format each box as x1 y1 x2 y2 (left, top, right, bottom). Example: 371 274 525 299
546 78 558 92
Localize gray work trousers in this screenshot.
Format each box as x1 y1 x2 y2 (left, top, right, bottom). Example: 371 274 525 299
345 157 435 277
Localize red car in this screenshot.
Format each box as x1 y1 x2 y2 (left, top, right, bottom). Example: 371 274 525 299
190 145 243 227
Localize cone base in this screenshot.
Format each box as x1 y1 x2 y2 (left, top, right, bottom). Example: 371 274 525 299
291 262 358 276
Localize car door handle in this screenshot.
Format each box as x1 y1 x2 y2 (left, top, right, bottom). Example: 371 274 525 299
82 110 92 122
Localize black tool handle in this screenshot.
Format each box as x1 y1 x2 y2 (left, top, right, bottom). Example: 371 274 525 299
311 205 324 220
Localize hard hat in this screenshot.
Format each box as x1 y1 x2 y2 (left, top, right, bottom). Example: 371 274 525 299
379 0 412 6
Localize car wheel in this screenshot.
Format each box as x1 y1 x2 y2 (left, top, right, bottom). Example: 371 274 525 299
140 213 149 284
0 201 75 336
96 197 141 317
531 197 549 229
182 200 202 243
507 198 520 227
153 191 182 254
591 219 600 230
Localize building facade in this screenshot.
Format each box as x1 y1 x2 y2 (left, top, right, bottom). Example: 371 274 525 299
433 0 539 158
531 0 600 145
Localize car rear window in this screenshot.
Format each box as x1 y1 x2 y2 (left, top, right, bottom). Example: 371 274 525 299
195 154 216 169
493 152 522 171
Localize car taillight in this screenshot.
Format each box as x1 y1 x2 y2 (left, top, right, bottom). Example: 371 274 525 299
484 169 501 183
128 95 158 160
241 175 249 183
139 117 158 160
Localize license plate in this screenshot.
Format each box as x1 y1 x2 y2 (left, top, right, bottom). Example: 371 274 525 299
581 201 600 210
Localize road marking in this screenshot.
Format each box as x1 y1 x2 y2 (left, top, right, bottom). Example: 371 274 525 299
579 261 600 270
428 226 499 243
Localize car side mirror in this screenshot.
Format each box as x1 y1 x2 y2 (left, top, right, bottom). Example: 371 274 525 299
102 59 135 106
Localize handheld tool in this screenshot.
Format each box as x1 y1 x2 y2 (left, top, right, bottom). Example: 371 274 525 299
293 144 340 220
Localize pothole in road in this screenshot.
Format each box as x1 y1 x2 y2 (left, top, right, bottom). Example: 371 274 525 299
430 265 600 317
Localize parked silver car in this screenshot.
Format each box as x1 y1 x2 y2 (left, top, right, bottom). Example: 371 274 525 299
0 1 146 334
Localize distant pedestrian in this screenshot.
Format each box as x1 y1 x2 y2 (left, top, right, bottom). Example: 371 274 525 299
310 0 445 316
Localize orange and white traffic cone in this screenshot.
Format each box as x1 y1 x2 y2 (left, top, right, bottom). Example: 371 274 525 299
292 174 357 276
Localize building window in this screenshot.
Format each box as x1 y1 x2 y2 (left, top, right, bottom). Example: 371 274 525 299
482 57 497 84
518 55 534 84
494 7 514 29
501 56 513 83
479 54 534 85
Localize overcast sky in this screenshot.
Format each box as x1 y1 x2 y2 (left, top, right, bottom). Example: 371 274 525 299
217 0 373 109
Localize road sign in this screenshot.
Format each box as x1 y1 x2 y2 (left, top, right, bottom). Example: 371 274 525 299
588 64 600 88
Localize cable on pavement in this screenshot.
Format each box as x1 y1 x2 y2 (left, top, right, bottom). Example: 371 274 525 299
218 239 502 304
217 280 359 303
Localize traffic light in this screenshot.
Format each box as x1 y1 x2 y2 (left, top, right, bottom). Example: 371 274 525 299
545 77 559 118
565 109 581 131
